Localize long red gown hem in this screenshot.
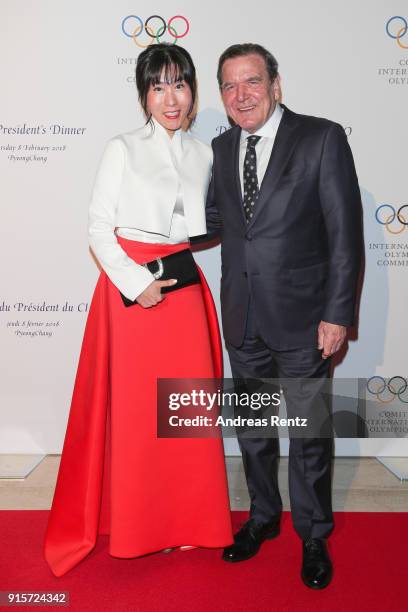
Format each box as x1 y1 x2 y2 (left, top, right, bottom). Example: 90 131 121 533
44 239 232 576
108 539 234 559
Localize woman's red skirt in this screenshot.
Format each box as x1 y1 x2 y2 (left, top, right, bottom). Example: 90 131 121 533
44 238 233 577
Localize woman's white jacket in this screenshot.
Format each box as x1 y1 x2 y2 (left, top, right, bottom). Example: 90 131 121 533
88 120 212 300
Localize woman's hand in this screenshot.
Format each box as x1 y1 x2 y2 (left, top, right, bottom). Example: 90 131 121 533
136 279 177 308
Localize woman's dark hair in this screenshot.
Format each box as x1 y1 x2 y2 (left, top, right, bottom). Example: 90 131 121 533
217 43 279 88
135 43 197 125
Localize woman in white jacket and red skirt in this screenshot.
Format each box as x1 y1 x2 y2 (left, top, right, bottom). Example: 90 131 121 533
44 43 233 577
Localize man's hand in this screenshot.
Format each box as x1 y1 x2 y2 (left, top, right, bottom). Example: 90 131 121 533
136 279 177 308
317 321 347 359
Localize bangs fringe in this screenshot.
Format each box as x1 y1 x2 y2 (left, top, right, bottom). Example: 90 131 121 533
149 54 189 86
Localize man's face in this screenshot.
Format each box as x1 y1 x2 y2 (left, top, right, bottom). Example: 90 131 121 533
220 53 280 133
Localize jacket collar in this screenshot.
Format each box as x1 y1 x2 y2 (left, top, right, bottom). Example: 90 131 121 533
139 118 185 167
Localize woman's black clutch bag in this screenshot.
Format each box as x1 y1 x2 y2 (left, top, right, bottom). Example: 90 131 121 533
120 248 200 307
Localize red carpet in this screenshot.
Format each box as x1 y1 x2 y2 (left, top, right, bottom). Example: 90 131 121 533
0 511 406 611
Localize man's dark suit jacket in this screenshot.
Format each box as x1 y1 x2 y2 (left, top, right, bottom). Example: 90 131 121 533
205 104 363 350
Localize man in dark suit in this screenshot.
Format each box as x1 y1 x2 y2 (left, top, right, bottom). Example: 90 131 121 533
206 43 362 589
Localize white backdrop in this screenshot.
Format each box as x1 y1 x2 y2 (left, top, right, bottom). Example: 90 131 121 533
1 0 407 456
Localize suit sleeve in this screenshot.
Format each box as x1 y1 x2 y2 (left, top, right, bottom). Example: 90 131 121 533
88 138 155 301
190 139 222 245
318 123 363 326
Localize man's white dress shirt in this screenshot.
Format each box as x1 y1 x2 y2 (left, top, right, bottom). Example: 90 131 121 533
239 103 284 194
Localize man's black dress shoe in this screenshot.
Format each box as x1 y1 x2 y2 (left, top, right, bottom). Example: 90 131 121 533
301 538 333 589
222 517 280 562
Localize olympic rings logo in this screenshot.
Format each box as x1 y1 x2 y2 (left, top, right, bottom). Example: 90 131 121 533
375 204 408 234
121 15 190 48
386 16 408 50
367 376 408 403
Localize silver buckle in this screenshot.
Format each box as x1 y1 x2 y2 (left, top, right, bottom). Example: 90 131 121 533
143 257 164 280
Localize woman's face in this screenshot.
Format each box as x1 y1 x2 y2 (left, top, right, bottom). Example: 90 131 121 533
146 68 193 137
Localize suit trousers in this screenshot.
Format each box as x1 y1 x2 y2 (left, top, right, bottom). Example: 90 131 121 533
226 298 334 540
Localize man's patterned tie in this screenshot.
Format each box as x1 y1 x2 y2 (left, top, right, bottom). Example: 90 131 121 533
243 135 261 223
